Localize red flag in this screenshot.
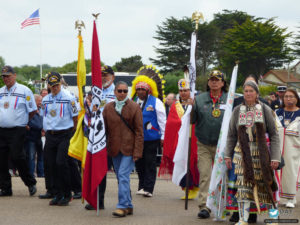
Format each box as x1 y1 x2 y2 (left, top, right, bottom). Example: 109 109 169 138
158 102 199 187
82 20 107 209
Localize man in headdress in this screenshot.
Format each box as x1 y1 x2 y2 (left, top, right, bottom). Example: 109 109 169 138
131 65 166 197
159 78 199 199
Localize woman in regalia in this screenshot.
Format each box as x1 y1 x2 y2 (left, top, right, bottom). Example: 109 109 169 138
224 81 280 225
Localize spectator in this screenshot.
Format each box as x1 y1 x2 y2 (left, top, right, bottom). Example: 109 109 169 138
24 94 44 178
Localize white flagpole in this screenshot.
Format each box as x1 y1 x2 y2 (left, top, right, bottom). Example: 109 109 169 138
97 186 99 216
39 9 43 85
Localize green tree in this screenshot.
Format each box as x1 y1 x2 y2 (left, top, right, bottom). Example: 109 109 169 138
292 26 300 57
0 56 5 69
220 18 293 79
164 70 184 94
150 17 218 75
114 55 143 72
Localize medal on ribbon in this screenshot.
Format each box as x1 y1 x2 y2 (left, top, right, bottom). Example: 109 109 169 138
212 108 221 118
4 102 9 109
50 109 57 117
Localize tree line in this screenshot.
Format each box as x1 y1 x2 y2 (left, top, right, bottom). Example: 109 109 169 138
1 10 300 93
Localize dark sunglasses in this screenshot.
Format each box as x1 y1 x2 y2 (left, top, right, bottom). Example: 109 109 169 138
136 88 147 91
1 75 11 78
117 89 128 93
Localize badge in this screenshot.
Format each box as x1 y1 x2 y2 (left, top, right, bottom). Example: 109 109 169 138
146 105 154 111
50 109 57 117
100 100 106 108
26 96 31 101
4 101 9 109
212 108 221 118
284 119 290 127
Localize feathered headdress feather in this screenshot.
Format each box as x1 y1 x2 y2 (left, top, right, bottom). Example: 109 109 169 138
131 65 166 101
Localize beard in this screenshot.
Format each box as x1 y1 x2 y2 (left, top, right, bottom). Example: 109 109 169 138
103 80 111 88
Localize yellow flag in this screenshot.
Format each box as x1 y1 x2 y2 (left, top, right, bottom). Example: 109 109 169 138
68 34 88 168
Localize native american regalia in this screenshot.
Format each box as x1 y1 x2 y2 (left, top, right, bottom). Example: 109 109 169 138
225 102 281 223
275 108 300 205
158 100 199 189
131 65 166 196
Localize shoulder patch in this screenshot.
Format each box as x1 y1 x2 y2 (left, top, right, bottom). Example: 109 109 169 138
26 96 31 101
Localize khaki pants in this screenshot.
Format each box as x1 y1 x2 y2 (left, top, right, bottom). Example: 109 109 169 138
197 141 216 210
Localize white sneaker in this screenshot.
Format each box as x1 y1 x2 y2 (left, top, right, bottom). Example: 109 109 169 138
136 189 145 195
143 192 153 197
286 201 295 208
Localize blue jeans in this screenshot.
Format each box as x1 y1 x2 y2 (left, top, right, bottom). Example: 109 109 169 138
25 140 44 177
112 153 134 209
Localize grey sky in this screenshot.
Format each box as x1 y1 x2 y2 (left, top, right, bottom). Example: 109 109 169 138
0 0 299 69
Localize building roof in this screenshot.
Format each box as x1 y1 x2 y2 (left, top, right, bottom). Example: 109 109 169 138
263 69 300 84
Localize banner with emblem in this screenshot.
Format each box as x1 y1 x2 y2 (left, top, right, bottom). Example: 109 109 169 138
206 64 238 219
82 19 107 211
68 33 88 168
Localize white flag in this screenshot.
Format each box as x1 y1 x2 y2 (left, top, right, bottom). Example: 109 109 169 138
172 105 192 185
189 32 197 96
206 65 238 219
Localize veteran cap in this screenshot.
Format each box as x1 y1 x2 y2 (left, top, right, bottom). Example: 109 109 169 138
208 70 224 80
178 78 190 90
47 72 62 87
101 65 114 75
277 86 287 92
1 65 15 75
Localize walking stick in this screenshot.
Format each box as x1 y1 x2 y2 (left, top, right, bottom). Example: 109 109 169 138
185 124 192 210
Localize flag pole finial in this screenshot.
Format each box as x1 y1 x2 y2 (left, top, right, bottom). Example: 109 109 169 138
92 13 100 20
192 11 204 31
75 20 85 36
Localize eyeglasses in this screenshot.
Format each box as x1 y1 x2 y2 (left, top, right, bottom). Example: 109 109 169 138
284 95 295 99
1 75 11 78
136 88 147 91
117 89 128 93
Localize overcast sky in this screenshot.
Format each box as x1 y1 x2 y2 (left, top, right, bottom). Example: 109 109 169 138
0 0 299 70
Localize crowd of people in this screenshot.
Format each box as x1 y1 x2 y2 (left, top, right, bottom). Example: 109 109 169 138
0 64 299 224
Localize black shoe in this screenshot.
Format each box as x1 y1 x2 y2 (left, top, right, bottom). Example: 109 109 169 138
57 196 72 206
49 196 62 206
28 185 37 196
229 212 239 222
197 209 210 219
39 192 54 199
73 192 82 199
248 213 257 223
0 189 12 197
85 203 104 210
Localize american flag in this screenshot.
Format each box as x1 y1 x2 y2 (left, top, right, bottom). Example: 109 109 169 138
21 9 40 29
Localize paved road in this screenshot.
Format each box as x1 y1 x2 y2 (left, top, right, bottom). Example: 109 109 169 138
0 173 299 225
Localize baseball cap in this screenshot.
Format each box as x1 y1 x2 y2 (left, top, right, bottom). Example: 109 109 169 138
1 65 15 75
101 65 114 75
47 72 62 87
208 70 224 80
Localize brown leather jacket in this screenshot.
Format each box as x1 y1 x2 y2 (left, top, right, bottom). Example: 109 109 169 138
102 99 144 158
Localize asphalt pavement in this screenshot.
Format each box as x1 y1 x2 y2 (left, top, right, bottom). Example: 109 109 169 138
0 173 299 225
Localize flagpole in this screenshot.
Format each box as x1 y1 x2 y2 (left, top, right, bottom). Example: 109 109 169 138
39 8 43 86
184 11 203 210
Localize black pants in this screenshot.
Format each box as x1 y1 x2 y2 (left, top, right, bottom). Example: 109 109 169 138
0 127 36 191
44 130 73 197
135 140 160 194
69 157 81 193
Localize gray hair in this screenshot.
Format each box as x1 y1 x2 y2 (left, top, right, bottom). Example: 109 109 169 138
115 81 128 90
243 80 259 93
